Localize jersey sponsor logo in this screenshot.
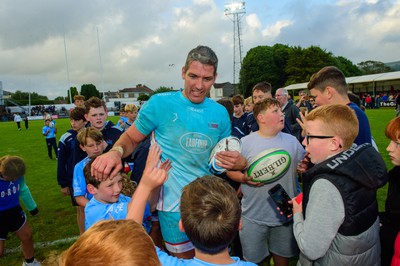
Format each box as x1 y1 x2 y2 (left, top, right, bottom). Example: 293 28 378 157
180 132 212 154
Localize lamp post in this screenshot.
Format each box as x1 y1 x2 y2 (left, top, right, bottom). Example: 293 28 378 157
225 1 246 86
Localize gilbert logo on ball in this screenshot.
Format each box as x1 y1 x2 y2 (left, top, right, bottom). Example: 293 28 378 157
247 148 291 183
208 136 241 174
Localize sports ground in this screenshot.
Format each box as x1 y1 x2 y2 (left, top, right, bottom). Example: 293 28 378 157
0 109 395 265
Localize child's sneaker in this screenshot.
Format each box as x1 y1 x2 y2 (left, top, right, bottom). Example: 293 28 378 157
22 259 42 266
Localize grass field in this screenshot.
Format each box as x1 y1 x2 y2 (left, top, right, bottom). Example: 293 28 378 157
0 109 396 265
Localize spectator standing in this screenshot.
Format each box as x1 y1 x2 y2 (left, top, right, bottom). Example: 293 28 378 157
42 119 57 160
14 113 22 130
295 90 312 112
231 95 247 139
307 66 372 145
24 116 29 130
275 88 302 142
380 117 400 265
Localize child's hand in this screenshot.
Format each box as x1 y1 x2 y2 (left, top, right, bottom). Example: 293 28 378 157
242 172 264 187
160 159 172 172
297 153 310 174
145 143 162 169
141 143 170 191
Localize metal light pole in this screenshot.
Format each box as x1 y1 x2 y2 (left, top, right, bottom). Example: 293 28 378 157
225 1 246 86
63 32 72 104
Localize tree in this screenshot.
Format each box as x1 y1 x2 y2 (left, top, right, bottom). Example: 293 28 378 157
239 45 276 97
65 87 79 104
357 60 393 74
10 90 51 105
285 45 336 85
80 84 100 100
54 96 68 104
153 86 173 95
137 94 150 101
334 56 362 77
239 44 362 95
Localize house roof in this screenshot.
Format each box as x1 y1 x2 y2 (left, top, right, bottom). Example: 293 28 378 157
119 84 154 94
214 82 233 88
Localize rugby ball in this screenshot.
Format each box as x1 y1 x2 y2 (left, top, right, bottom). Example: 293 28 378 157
49 121 55 128
209 136 241 174
247 148 291 183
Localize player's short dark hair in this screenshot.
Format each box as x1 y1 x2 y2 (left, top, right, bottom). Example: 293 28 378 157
184 45 218 75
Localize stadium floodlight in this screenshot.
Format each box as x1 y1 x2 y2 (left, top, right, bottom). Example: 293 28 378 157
225 1 246 87
224 1 245 14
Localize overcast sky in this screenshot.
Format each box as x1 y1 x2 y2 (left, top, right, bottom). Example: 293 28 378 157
0 0 399 100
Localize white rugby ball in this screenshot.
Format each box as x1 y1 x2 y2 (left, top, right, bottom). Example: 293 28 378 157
49 121 55 128
209 136 241 174
247 148 291 183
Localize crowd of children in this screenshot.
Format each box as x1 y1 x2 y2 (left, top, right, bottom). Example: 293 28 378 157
2 47 400 266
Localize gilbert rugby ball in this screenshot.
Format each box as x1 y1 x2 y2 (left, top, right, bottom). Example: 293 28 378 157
209 136 241 174
247 148 291 183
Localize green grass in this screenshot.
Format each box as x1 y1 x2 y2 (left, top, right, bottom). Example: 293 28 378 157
0 109 395 265
0 116 120 266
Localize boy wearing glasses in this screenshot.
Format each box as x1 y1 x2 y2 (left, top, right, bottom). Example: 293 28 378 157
228 98 305 265
292 104 387 265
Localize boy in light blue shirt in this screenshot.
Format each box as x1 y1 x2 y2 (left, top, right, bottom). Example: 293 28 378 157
42 118 57 159
83 144 170 233
72 127 107 234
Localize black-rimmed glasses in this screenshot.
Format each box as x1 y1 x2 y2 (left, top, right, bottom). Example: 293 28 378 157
305 135 334 145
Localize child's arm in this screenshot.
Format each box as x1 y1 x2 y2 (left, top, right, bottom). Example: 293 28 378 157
126 144 169 223
75 196 89 207
19 176 39 215
148 159 172 211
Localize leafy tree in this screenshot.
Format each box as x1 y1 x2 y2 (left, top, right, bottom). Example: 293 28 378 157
54 96 68 103
80 84 100 100
334 56 362 77
67 87 79 102
153 86 173 95
239 44 362 94
239 46 275 97
357 60 393 74
137 94 150 101
285 45 336 85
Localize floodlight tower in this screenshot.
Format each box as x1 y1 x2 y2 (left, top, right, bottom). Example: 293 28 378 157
225 1 245 85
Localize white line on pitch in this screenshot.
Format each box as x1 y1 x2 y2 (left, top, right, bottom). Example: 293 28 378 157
4 236 78 254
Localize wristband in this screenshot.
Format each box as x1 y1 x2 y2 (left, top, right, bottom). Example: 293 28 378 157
110 146 124 156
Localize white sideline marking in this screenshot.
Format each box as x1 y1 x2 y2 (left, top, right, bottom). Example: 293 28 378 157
4 236 78 254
